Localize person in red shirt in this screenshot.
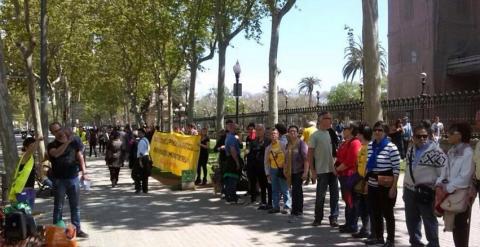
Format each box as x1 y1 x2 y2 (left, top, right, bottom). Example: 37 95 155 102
335 121 362 233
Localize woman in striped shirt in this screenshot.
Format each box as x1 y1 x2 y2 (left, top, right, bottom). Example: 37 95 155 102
365 121 401 247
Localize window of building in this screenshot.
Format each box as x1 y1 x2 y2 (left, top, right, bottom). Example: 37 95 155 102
403 0 414 20
411 50 417 64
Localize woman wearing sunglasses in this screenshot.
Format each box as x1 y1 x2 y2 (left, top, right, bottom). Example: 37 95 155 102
403 121 447 247
365 121 401 247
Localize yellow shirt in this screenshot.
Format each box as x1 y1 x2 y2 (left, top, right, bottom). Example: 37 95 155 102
357 144 368 177
268 141 285 168
302 126 317 143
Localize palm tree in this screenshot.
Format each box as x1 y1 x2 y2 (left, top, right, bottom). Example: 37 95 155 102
342 25 387 83
298 77 321 107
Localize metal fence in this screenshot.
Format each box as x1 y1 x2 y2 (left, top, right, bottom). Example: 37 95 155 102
193 90 480 135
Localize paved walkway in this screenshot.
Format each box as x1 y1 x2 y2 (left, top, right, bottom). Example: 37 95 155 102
33 156 480 247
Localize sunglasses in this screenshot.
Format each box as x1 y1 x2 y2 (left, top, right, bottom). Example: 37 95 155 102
373 129 384 132
415 134 429 139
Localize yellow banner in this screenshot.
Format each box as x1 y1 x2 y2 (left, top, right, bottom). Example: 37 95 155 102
150 132 201 176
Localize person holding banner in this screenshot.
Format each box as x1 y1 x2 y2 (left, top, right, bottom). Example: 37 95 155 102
224 120 244 204
196 128 210 185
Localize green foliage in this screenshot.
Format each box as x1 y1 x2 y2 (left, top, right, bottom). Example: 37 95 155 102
327 81 361 104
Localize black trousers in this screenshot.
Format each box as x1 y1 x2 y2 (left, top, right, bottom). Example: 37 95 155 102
99 141 106 153
248 166 271 206
108 167 120 183
196 155 208 181
291 172 304 215
89 144 97 157
453 206 472 247
368 185 396 242
132 159 150 193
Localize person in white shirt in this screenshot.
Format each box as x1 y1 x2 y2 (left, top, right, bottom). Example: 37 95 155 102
134 128 151 193
435 123 474 247
431 116 444 142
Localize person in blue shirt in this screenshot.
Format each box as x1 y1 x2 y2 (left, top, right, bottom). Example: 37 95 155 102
223 119 243 204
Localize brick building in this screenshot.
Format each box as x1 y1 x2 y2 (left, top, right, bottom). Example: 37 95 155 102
388 0 480 99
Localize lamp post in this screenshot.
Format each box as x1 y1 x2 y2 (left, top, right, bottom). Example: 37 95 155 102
316 90 320 107
285 94 289 124
233 60 242 124
420 72 428 120
174 107 179 128
260 99 264 124
158 94 165 131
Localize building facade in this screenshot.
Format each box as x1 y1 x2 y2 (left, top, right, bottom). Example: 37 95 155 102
388 0 480 99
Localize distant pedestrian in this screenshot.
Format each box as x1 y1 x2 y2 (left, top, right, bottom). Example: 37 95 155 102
98 129 109 154
431 116 444 142
301 121 317 185
309 111 339 228
195 127 210 185
105 131 124 187
389 119 404 159
402 117 413 158
88 129 98 157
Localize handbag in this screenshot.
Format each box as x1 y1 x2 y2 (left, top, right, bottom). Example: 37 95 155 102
270 151 286 179
440 188 469 213
408 148 434 204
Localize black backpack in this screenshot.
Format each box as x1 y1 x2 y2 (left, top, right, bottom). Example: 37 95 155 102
4 210 36 242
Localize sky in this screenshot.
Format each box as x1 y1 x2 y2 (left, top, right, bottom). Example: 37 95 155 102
195 0 388 97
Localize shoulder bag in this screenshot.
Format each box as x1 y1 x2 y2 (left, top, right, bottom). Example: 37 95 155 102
271 151 286 179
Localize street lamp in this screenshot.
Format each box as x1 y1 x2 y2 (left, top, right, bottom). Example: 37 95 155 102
420 72 428 119
158 94 165 131
316 90 320 107
174 107 179 128
359 83 363 101
359 83 364 121
260 99 264 124
285 94 289 124
233 60 242 124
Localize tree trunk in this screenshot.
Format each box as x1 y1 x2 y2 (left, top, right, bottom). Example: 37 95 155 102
187 61 197 123
40 0 49 148
362 0 383 125
308 92 312 107
268 13 281 127
0 38 19 204
216 42 227 131
63 76 72 128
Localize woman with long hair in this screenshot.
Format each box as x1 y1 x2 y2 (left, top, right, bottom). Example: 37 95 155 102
105 131 124 187
196 127 210 185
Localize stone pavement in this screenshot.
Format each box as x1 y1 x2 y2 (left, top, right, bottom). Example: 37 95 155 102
33 156 480 247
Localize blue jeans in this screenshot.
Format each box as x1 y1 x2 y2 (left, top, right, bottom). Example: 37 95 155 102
224 176 238 202
403 188 439 247
314 172 339 221
270 168 291 209
53 177 81 231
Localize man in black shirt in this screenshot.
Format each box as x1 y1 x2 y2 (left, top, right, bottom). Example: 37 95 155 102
48 122 89 238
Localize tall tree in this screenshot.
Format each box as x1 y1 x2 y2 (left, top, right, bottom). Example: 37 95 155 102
0 36 19 203
342 25 386 83
362 0 382 124
214 0 263 130
298 76 321 107
10 0 47 168
183 0 216 123
265 0 296 127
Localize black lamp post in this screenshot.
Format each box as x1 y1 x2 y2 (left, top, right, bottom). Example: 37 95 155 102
420 72 428 120
233 61 242 124
316 90 320 107
261 99 264 124
285 95 289 124
359 83 363 101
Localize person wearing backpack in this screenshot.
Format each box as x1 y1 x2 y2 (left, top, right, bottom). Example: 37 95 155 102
105 131 124 187
403 121 447 247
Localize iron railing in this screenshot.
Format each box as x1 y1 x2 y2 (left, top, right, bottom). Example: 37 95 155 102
193 90 480 136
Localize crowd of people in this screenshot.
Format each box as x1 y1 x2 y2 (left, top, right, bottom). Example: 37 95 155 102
206 112 478 247
6 110 479 246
